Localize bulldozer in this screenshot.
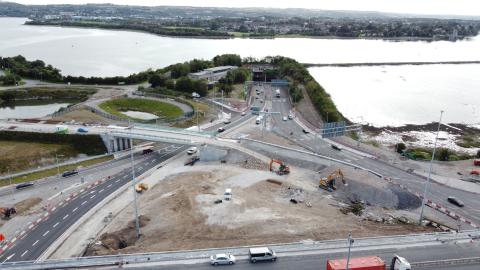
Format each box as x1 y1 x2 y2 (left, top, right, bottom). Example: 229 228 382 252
135 183 149 193
319 169 347 192
0 207 16 219
269 159 290 175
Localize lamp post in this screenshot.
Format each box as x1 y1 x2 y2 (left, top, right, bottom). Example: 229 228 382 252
128 120 141 239
419 110 444 225
345 232 354 270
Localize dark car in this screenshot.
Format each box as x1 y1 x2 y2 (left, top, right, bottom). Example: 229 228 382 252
218 127 226 133
16 182 34 190
62 170 79 178
184 156 200 166
447 196 465 207
142 148 154 155
302 129 310 134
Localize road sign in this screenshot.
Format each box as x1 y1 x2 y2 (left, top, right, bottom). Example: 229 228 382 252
321 121 346 138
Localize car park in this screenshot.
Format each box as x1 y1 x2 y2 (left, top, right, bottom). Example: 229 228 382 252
210 254 236 266
249 247 276 263
16 182 34 190
187 147 198 155
62 170 79 178
447 196 465 207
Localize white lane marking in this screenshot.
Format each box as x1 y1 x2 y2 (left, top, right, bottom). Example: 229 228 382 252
63 214 69 220
107 184 112 188
3 254 15 263
81 201 87 205
32 240 39 247
123 175 128 179
138 166 143 170
42 231 49 237
115 179 120 183
28 224 34 229
90 195 96 199
11 237 17 243
21 250 28 257
99 189 104 193
53 222 59 228
73 207 79 212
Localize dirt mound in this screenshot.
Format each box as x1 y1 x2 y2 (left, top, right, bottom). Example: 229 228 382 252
14 197 42 215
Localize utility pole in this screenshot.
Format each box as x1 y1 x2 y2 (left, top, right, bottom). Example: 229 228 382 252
8 168 14 201
419 110 444 225
221 89 224 115
345 232 354 270
129 120 141 239
197 110 200 132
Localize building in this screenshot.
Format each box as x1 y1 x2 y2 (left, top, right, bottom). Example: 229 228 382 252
188 66 238 82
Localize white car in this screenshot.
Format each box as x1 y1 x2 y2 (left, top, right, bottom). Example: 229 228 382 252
187 147 198 155
282 116 288 121
241 111 246 116
288 114 294 119
210 254 236 266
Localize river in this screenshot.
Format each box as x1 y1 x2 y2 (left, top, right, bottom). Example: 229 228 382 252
1 17 479 126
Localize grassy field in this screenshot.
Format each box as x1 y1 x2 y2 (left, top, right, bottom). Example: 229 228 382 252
99 98 183 120
172 101 212 128
2 155 113 186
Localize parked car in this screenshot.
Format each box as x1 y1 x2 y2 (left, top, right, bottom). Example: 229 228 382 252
288 114 294 120
186 147 198 155
249 247 276 263
331 144 342 151
302 129 310 134
210 254 236 266
447 196 465 207
16 182 34 190
218 127 226 133
241 111 246 116
76 128 89 133
282 116 288 121
62 170 79 178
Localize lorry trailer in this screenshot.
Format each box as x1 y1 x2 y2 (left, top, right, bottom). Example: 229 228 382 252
327 255 411 270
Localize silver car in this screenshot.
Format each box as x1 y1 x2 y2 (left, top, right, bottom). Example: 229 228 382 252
210 254 236 266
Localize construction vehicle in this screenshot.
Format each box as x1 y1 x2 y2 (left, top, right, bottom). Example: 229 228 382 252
0 207 16 219
269 160 290 175
474 160 480 166
135 183 149 193
326 255 411 270
319 169 346 192
184 155 200 166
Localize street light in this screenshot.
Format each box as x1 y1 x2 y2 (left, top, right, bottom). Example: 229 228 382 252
419 110 444 225
128 120 141 239
345 232 354 270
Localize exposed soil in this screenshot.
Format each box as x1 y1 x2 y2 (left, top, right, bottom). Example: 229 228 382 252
14 197 42 215
85 166 432 256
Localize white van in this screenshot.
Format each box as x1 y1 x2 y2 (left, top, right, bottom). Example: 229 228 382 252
224 188 232 200
249 247 277 263
255 116 263 125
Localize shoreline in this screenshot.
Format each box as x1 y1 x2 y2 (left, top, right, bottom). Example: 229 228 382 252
363 122 480 135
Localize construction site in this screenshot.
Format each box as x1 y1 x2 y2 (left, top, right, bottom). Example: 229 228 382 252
82 143 433 256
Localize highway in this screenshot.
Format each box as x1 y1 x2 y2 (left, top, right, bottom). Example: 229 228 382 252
142 241 480 270
0 144 188 263
262 83 480 227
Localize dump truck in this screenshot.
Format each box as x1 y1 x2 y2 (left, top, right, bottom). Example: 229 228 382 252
319 169 346 192
269 159 290 175
0 207 16 219
135 183 149 193
327 255 411 270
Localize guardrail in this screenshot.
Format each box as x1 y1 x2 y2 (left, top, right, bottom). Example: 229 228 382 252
412 256 480 267
1 230 479 269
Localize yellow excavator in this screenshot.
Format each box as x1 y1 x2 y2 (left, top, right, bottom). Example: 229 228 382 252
319 169 347 192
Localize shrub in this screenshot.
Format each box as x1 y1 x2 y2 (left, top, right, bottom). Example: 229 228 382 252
396 143 406 153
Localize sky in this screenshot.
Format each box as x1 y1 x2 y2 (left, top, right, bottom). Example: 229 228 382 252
6 0 480 16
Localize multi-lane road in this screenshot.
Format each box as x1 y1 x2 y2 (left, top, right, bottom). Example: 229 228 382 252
0 144 187 263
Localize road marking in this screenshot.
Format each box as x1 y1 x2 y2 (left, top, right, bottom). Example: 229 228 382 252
116 179 120 183
107 184 112 188
21 250 28 257
99 189 104 193
42 231 49 237
123 175 128 179
28 224 34 229
3 253 15 263
81 201 87 205
11 237 17 243
73 207 79 212
53 222 59 228
90 195 96 199
138 166 143 170
63 214 69 220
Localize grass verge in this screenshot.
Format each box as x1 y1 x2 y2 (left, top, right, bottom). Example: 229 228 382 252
99 98 183 120
2 155 113 186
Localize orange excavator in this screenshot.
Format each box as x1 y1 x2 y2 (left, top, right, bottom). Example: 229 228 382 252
319 169 347 192
0 207 16 219
269 159 290 175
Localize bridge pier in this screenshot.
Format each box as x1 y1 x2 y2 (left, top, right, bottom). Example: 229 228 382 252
101 134 132 153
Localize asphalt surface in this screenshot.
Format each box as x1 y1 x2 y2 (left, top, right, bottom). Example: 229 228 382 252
0 144 188 263
144 241 480 270
260 84 480 227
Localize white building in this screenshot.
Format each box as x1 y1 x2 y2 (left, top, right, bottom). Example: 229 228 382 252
188 66 238 82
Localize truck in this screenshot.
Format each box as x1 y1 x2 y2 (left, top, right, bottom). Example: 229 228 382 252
326 255 411 270
275 89 281 98
474 160 480 166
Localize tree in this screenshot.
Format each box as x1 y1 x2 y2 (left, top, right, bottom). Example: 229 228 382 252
193 79 208 96
438 148 450 161
213 54 242 67
0 74 17 86
170 63 190 79
476 150 480 158
396 143 406 153
148 74 166 88
175 76 194 93
165 79 175 89
188 59 211 73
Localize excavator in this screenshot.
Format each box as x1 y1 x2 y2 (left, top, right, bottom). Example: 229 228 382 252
269 159 290 175
0 207 16 219
319 169 347 192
